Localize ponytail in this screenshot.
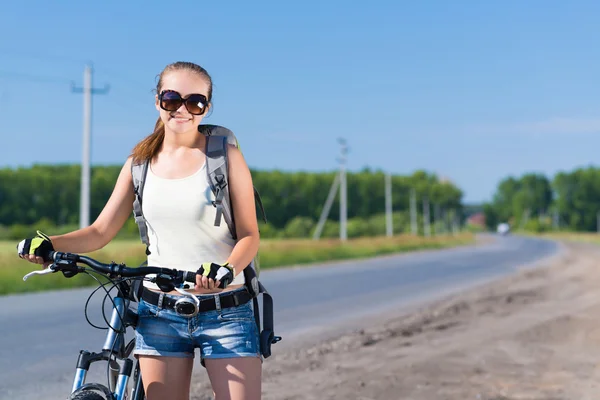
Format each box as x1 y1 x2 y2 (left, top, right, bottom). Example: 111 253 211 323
131 117 165 164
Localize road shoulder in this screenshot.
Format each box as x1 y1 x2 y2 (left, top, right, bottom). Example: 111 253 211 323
189 240 600 399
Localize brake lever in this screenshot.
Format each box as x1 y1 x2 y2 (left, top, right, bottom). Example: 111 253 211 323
23 264 57 281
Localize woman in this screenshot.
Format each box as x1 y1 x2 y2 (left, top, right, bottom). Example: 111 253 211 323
17 61 262 400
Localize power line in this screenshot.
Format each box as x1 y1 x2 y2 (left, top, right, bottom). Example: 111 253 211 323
1 48 148 94
0 47 86 66
0 70 72 85
1 48 152 88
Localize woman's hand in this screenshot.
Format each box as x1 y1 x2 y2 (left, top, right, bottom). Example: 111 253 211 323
195 262 234 290
16 230 54 268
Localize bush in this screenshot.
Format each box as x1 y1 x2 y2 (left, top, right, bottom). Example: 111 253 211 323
283 217 315 238
347 217 369 238
523 219 552 233
8 224 33 240
0 225 9 240
321 220 340 238
465 223 486 233
258 222 281 239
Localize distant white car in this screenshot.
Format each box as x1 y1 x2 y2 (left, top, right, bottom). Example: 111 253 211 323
497 223 510 235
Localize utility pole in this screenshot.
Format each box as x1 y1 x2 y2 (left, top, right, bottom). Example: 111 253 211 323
410 188 418 235
385 172 393 237
313 172 341 240
338 138 348 241
423 197 431 237
443 208 449 234
433 203 440 235
71 64 109 229
519 208 531 230
452 210 460 235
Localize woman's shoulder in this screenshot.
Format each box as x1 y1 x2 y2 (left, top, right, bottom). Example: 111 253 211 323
226 144 251 172
226 143 242 155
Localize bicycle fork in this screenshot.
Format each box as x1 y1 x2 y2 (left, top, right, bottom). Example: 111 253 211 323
71 297 137 400
72 351 133 399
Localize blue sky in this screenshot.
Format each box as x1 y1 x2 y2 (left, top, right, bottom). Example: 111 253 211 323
2 0 600 204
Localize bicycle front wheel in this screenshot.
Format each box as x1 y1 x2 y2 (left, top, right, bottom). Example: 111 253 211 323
68 390 106 400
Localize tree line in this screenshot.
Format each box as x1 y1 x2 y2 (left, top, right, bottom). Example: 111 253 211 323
0 164 464 239
483 166 600 232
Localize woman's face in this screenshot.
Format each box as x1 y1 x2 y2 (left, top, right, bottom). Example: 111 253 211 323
155 70 211 135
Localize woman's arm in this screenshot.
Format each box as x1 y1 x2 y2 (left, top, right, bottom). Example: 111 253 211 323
224 144 260 276
49 157 136 253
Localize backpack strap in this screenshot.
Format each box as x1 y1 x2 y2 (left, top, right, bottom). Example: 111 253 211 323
131 160 151 255
205 135 238 240
202 124 267 226
203 129 280 358
256 282 281 358
254 187 268 224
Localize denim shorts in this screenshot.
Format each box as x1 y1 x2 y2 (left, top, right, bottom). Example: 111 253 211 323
133 288 261 362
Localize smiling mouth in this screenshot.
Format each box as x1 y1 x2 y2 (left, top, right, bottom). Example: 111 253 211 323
170 115 191 121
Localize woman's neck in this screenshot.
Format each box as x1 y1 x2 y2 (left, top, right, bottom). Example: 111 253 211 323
162 129 206 152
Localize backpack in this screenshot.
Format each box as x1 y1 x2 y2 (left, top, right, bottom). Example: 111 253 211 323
130 124 281 358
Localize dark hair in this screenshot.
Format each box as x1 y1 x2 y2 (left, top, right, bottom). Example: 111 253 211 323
131 62 213 163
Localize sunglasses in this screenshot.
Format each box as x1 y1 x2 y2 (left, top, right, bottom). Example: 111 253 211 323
158 90 209 115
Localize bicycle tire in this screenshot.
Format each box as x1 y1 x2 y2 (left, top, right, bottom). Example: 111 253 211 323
67 390 106 400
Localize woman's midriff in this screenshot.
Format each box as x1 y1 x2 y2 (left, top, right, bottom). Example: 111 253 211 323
149 283 245 297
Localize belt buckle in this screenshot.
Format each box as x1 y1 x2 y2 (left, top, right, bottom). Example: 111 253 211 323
174 297 199 318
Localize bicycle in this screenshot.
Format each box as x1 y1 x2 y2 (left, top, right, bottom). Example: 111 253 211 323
22 250 207 400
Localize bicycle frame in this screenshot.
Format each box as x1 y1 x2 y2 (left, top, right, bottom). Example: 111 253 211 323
69 292 145 400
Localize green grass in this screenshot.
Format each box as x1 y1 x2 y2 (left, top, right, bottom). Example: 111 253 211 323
528 231 600 245
258 233 475 268
1 232 475 296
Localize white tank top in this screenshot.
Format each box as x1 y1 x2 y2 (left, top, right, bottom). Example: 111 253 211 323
141 163 244 290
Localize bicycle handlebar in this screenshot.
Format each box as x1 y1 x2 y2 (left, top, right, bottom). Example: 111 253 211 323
54 251 197 282
22 250 201 289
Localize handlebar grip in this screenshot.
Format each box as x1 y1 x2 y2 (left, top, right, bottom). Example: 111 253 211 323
183 271 197 284
182 270 230 289
44 251 57 262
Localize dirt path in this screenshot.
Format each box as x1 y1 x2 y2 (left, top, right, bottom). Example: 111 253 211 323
191 240 600 400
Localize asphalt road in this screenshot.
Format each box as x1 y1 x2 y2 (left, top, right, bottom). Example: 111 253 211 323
0 234 559 399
